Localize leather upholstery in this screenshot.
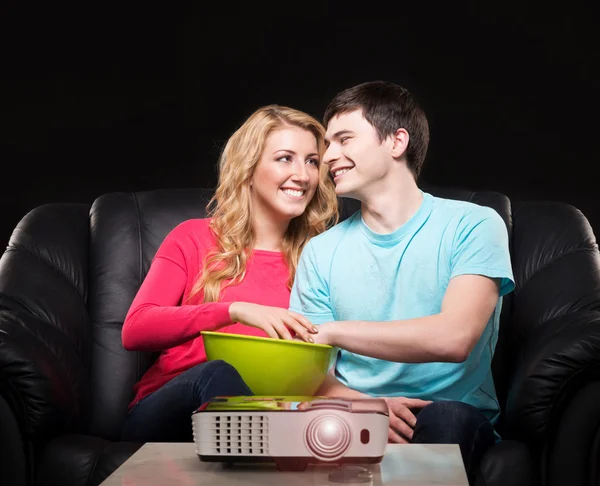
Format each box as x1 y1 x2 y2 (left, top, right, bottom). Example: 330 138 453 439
475 440 537 486
1 187 599 486
87 189 213 440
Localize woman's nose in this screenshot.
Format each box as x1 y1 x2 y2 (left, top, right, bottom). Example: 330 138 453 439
292 162 310 182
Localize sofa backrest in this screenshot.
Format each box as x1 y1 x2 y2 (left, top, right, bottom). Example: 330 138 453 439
87 188 214 439
0 203 94 437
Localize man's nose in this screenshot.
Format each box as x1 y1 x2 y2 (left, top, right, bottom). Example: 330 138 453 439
324 145 339 166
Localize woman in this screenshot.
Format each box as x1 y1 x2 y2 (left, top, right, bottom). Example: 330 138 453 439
121 105 338 442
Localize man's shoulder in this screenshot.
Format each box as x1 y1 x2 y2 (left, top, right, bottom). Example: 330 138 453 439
429 194 503 226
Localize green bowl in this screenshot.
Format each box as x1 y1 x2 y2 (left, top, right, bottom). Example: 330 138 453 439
201 331 337 396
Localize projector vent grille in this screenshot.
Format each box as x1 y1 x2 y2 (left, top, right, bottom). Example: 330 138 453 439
211 414 269 455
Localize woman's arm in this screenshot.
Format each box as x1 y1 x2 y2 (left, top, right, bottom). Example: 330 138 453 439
121 256 233 352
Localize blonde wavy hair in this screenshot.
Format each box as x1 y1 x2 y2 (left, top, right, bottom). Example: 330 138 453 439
189 105 338 303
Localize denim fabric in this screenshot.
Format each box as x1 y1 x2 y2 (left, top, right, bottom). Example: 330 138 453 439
121 360 253 442
412 401 495 485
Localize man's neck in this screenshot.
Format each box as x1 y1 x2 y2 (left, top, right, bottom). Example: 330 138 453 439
360 176 423 235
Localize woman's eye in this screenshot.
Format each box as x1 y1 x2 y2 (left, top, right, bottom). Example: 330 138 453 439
307 158 319 166
277 155 292 162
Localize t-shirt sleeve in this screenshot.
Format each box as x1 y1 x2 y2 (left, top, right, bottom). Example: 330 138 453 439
121 221 232 352
450 206 515 297
289 241 335 325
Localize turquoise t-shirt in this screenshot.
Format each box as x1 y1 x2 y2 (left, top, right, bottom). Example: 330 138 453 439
289 192 515 424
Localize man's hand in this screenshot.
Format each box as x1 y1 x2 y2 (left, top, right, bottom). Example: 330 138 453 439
310 322 334 345
383 397 432 443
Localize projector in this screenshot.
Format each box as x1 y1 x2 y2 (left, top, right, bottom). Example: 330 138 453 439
192 396 389 471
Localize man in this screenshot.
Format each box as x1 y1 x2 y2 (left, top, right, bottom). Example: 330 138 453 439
289 80 515 483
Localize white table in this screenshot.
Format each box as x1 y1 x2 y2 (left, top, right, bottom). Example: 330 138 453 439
100 442 468 485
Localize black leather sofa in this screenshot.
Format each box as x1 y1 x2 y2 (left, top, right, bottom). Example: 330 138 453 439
1 187 599 486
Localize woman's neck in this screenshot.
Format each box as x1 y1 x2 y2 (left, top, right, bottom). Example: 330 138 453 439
252 216 289 252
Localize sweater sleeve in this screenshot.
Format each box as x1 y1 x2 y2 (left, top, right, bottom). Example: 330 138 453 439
121 223 233 352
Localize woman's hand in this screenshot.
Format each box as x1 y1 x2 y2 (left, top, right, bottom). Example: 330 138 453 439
229 302 318 342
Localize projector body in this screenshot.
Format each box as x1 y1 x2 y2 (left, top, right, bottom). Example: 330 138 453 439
192 396 389 471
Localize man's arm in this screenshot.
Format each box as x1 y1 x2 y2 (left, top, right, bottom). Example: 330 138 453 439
317 274 500 363
314 207 515 363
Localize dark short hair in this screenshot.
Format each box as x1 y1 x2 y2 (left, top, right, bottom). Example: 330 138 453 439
324 81 430 179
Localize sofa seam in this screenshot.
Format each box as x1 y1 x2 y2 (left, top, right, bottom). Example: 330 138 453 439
131 192 143 286
131 192 146 384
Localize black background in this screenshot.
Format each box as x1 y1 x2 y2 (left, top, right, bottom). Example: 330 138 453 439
1 3 598 248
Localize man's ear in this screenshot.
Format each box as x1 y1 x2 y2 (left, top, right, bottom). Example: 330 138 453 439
390 128 409 159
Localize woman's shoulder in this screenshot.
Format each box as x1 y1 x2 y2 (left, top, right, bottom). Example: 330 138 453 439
162 217 216 247
171 217 212 232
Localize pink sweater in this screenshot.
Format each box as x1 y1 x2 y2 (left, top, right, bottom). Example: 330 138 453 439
122 218 292 408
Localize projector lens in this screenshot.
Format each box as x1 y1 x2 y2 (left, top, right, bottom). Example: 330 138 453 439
306 415 351 460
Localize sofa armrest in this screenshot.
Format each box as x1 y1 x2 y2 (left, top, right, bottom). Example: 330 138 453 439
0 202 92 443
475 440 537 486
543 380 600 486
0 309 89 441
504 310 600 447
0 394 28 486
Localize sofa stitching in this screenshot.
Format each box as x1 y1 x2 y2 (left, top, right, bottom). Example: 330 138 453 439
131 193 143 286
131 192 146 385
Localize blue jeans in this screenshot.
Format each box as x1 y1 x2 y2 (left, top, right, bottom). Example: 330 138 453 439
121 360 253 442
411 401 495 485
